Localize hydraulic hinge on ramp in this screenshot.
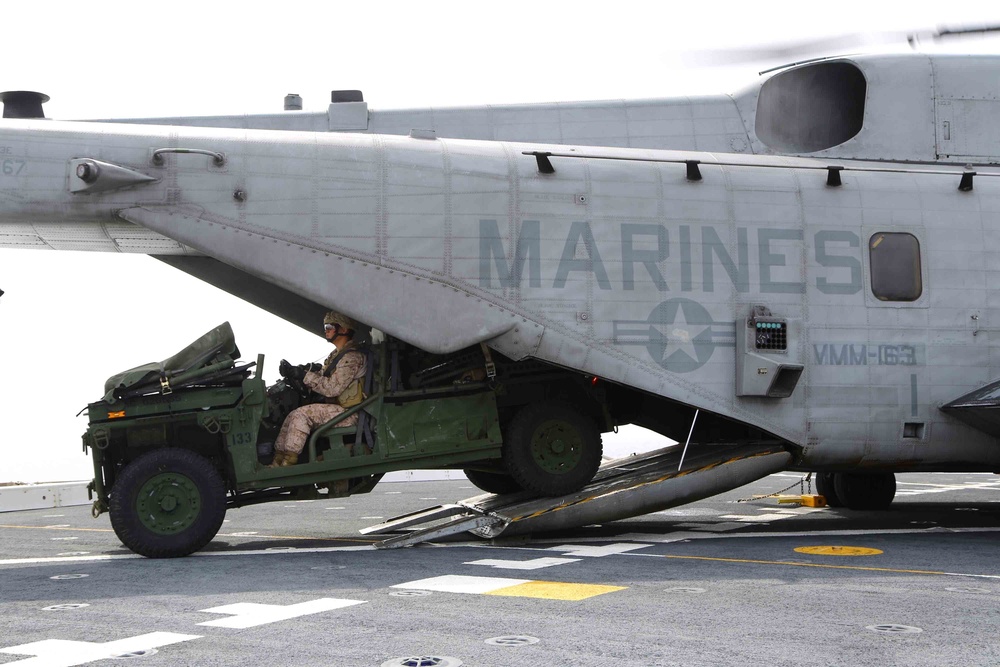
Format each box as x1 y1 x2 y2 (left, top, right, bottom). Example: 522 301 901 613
360 504 509 548
363 441 792 549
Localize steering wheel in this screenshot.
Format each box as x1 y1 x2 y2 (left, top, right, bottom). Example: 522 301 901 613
276 359 314 401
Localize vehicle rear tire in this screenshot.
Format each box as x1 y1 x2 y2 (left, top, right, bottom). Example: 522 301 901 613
463 469 523 495
109 448 227 558
815 472 843 507
833 472 896 511
502 402 602 497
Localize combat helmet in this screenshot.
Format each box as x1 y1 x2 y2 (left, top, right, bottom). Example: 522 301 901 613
324 311 356 331
323 311 370 343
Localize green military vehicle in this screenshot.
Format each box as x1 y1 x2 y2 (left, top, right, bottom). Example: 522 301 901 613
84 323 608 558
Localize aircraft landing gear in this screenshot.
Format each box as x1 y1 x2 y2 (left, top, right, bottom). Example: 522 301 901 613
815 472 843 507
816 472 896 510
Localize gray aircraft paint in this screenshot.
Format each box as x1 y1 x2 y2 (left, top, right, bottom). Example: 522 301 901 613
2 52 1000 475
0 117 997 474
109 55 1000 167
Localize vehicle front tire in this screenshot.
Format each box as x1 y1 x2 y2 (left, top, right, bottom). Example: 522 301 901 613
502 402 602 497
464 469 523 495
833 472 896 511
109 448 227 558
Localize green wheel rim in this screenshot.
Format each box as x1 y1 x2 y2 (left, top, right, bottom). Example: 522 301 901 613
136 472 202 535
529 419 583 474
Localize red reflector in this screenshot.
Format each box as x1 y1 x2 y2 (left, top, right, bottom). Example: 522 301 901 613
591 376 599 386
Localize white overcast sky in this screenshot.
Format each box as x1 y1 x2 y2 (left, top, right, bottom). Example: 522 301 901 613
3 1 1000 482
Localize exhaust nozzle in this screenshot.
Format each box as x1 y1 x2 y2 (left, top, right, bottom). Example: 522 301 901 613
0 91 50 119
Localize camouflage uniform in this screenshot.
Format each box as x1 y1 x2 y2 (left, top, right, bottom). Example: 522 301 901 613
274 344 367 456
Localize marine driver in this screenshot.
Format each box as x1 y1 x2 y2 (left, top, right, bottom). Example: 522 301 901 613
270 311 368 467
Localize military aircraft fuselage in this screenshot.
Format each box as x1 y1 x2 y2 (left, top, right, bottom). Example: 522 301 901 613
1 116 997 475
113 54 1000 166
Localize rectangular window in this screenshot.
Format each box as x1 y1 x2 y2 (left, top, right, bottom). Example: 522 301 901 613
869 232 921 301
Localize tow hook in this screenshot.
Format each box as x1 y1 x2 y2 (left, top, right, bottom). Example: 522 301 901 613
91 500 107 518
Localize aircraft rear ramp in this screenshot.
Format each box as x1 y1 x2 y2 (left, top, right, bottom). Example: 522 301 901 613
363 442 793 548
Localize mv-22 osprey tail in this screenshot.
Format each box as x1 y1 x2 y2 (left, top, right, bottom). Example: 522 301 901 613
1 51 998 549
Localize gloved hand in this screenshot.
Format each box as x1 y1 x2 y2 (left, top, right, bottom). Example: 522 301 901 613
307 362 322 372
278 359 306 382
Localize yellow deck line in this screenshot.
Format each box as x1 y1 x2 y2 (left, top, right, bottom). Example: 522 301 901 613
221 533 375 544
0 524 114 533
650 553 947 576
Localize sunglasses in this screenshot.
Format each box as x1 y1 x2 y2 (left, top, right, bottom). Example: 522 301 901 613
324 323 340 332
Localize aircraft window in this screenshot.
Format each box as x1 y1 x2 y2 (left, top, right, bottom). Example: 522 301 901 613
869 233 921 301
755 62 866 153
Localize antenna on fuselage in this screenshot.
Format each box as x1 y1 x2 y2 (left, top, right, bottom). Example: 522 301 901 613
0 91 49 119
